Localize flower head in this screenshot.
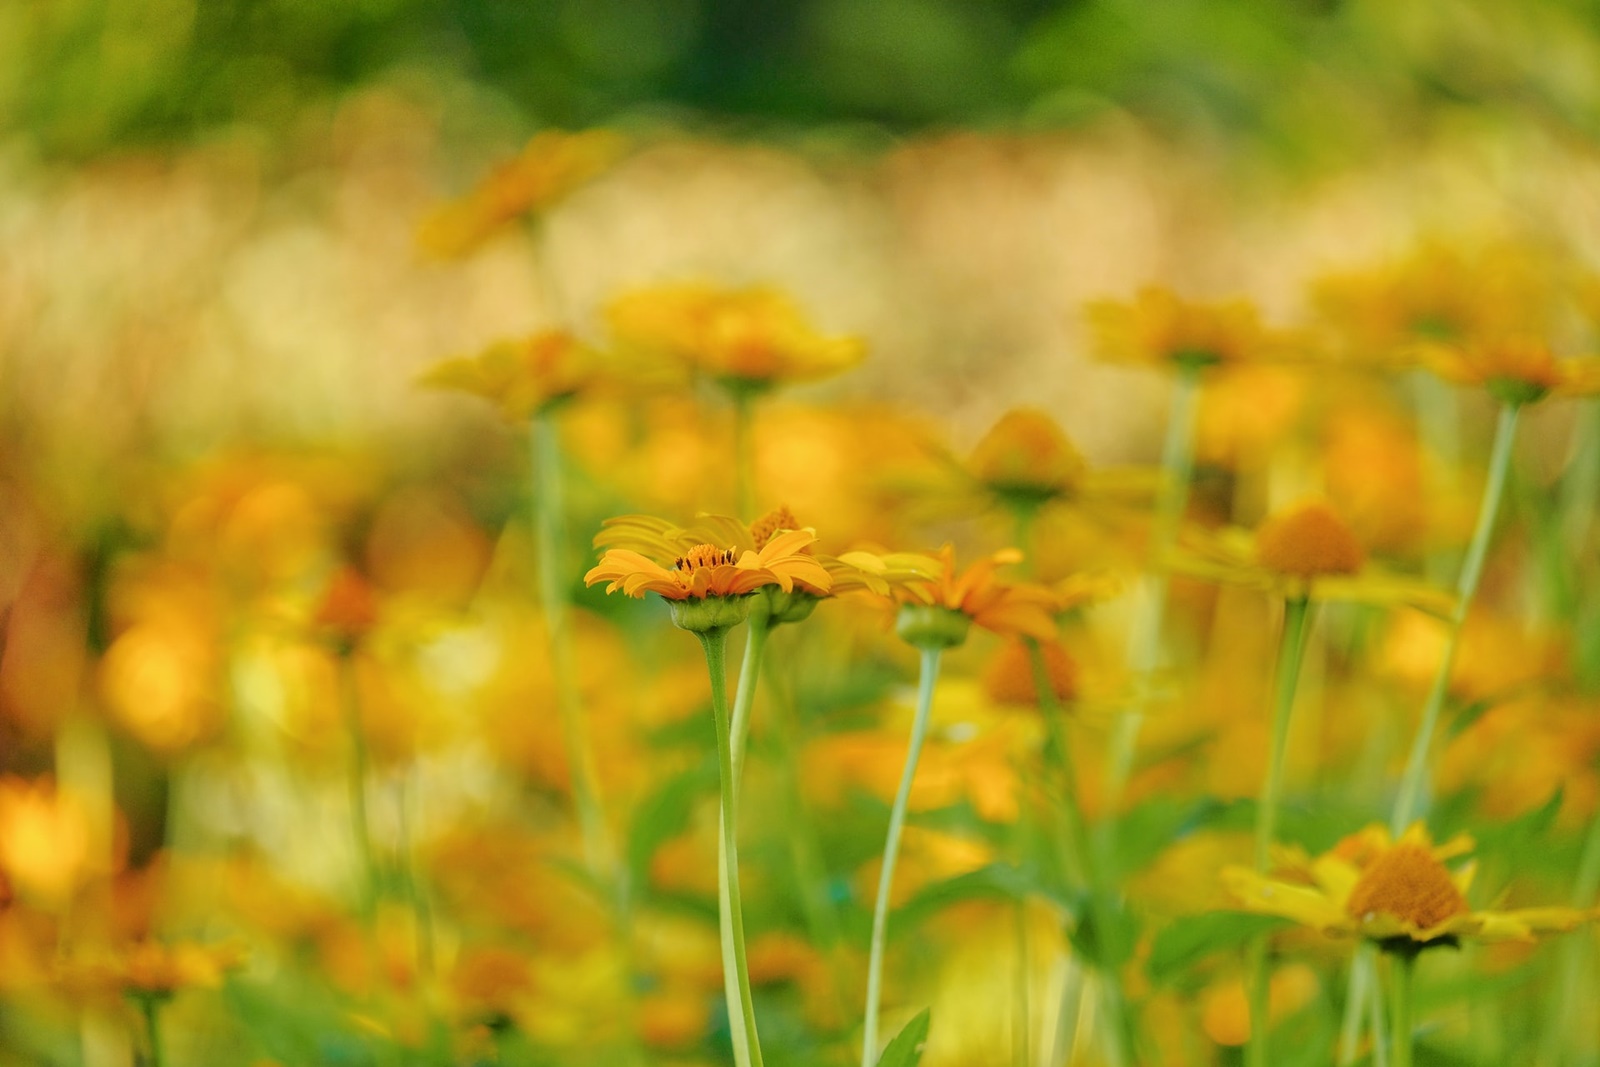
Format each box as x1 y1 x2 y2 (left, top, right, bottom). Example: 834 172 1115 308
417 129 625 259
891 546 1060 647
606 283 864 391
968 408 1088 505
1223 823 1593 951
1168 500 1449 613
419 330 615 420
1087 287 1283 373
1421 334 1600 405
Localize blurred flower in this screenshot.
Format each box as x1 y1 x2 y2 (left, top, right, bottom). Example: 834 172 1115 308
1420 334 1600 405
1087 287 1285 373
313 566 380 652
606 283 864 391
417 129 625 258
419 330 620 421
982 638 1077 707
1169 501 1451 612
1309 240 1552 367
891 546 1059 647
1200 963 1320 1047
1224 823 1593 949
60 939 246 998
0 776 100 907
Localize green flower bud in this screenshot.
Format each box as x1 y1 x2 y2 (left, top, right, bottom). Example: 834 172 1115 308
895 603 971 650
668 594 753 633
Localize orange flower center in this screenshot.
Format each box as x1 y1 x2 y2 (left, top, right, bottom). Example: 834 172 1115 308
1256 503 1365 578
1344 844 1469 930
749 506 800 550
674 544 737 573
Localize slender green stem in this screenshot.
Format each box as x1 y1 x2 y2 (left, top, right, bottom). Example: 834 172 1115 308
1338 946 1374 1066
1539 804 1600 1066
1028 642 1091 889
138 995 166 1067
699 628 764 1067
720 619 771 1067
1245 595 1313 1067
733 389 755 519
1391 402 1520 832
1369 953 1390 1067
338 651 378 918
1389 953 1415 1067
862 647 942 1067
1105 362 1203 826
531 413 611 880
1412 370 1464 586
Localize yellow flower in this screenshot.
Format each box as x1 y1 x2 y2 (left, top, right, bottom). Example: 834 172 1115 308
982 638 1077 707
0 776 101 907
953 407 1156 517
419 330 616 420
1169 501 1451 613
1223 823 1593 949
606 283 864 390
60 939 247 998
417 129 625 259
1087 286 1285 372
1420 334 1600 405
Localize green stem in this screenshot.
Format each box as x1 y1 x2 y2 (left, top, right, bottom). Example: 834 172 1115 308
138 994 166 1067
699 628 764 1067
1538 804 1600 1066
733 389 755 519
1245 595 1313 1067
1389 953 1415 1067
1412 370 1464 586
1105 362 1203 829
1338 946 1374 1067
720 619 771 1067
531 413 611 881
1391 402 1520 832
862 647 942 1067
338 651 378 918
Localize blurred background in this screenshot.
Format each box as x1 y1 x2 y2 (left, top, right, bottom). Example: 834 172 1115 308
8 2 1600 1064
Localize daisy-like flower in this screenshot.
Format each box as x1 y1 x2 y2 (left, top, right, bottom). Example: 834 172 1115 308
1223 823 1592 951
606 283 865 393
1086 286 1287 374
1168 501 1452 614
585 523 831 633
417 129 625 259
952 408 1155 519
1420 334 1600 406
419 330 618 421
595 505 937 623
891 545 1060 650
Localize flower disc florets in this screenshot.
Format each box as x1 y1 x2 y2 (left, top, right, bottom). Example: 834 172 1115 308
1345 843 1470 933
1255 503 1366 579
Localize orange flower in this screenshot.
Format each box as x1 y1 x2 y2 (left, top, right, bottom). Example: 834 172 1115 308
606 283 864 389
1421 334 1600 405
892 546 1059 647
419 330 616 420
1087 287 1285 372
594 507 936 603
585 524 833 633
417 129 625 258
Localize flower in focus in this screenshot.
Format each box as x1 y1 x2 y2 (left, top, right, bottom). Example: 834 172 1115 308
1169 500 1451 612
891 546 1060 648
1223 823 1593 949
419 330 618 421
1086 286 1285 373
1420 334 1600 405
417 129 625 259
606 283 864 391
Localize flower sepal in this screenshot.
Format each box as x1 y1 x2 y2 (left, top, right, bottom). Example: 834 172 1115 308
668 594 753 633
762 587 818 626
895 603 972 650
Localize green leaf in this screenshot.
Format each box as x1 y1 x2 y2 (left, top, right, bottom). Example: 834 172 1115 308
876 1007 931 1067
1064 891 1140 971
1147 912 1293 985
